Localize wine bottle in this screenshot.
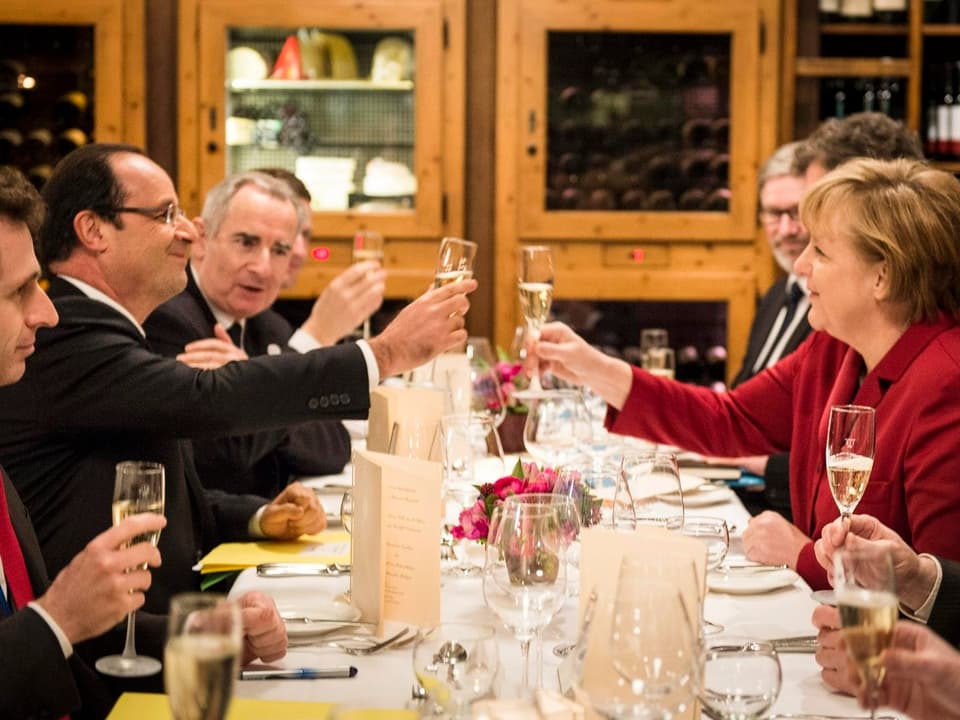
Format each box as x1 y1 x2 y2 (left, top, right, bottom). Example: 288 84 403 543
54 91 89 129
0 91 24 126
620 188 647 210
680 150 715 189
710 153 730 186
24 128 53 165
710 117 730 150
840 0 874 20
26 164 52 190
644 155 681 192
926 99 940 157
872 0 907 23
831 78 848 118
925 0 945 22
862 81 877 113
645 189 677 210
680 118 712 149
820 0 841 22
57 127 88 157
951 63 960 158
0 128 23 165
705 345 728 383
937 63 955 158
947 0 960 23
702 188 730 211
677 189 707 210
676 345 704 384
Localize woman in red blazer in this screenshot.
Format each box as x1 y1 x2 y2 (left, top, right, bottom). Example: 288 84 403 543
535 158 960 590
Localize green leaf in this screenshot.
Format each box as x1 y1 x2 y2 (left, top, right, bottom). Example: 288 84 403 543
511 457 526 479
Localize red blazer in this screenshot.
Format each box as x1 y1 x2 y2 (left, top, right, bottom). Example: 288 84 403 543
608 315 960 589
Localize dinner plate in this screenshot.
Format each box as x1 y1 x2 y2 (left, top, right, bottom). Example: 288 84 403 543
707 567 800 595
658 484 735 507
273 590 361 637
594 472 705 503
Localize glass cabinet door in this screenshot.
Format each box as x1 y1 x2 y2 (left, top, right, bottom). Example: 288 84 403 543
189 0 449 239
514 1 760 241
0 1 144 188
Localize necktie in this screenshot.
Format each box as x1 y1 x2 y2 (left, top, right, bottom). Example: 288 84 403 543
752 282 805 373
226 322 243 348
0 480 35 615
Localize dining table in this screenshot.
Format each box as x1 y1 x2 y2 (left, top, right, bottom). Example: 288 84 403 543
226 451 908 719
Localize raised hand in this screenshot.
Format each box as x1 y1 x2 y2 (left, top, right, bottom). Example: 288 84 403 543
176 323 249 369
301 261 387 345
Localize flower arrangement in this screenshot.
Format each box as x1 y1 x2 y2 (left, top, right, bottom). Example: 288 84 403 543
451 458 603 542
495 359 530 415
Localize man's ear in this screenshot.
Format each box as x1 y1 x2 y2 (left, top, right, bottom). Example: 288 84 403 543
72 209 108 254
191 216 207 262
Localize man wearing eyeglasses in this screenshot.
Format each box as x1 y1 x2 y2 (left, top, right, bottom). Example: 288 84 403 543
0 143 474 692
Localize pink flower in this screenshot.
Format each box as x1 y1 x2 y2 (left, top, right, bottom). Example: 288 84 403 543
496 361 523 383
493 475 523 499
452 499 489 541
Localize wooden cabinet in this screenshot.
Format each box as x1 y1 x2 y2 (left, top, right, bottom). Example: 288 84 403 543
178 0 466 300
783 0 960 174
0 1 145 185
495 0 782 381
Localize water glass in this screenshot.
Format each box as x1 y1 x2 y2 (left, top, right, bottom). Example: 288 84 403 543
413 623 499 718
700 637 782 720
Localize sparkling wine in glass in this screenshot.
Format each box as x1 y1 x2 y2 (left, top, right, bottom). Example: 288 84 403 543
164 593 242 720
352 230 384 340
834 545 898 720
826 404 876 520
96 460 165 677
518 245 554 395
434 236 477 288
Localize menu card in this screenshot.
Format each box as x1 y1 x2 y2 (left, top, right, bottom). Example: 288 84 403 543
366 385 445 461
107 693 334 719
351 449 442 632
575 526 706 719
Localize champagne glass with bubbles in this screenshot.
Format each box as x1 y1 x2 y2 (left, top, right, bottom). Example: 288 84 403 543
826 404 876 520
165 593 242 720
352 230 384 339
518 246 554 396
96 460 165 677
435 236 477 288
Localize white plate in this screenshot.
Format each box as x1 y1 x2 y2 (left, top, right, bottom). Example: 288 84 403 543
595 472 704 503
274 592 361 637
659 484 735 507
707 568 800 595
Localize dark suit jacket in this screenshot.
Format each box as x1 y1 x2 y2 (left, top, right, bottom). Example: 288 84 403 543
0 276 370 690
928 557 960 647
143 270 351 497
731 276 812 520
0 471 112 720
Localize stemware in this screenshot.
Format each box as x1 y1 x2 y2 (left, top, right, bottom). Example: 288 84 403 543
517 245 554 396
834 545 898 720
352 230 384 340
164 593 242 720
413 623 499 718
96 460 166 677
482 500 566 695
621 451 684 528
340 489 354 602
435 236 477 288
466 337 507 427
522 389 593 467
700 637 782 720
676 516 730 634
826 404 876 520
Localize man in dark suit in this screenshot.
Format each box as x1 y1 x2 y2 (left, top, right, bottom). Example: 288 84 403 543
0 144 473 690
144 172 384 497
0 165 167 719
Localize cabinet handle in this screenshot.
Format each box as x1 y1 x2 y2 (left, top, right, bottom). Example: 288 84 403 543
528 110 537 132
207 141 219 154
526 144 538 157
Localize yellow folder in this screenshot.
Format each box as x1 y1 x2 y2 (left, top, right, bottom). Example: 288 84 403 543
198 530 351 573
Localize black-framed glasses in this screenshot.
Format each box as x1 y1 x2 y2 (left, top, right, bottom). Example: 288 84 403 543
112 202 184 226
759 206 801 227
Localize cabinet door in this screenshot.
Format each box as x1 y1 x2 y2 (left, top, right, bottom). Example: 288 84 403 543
184 0 452 239
0 0 145 187
511 0 760 241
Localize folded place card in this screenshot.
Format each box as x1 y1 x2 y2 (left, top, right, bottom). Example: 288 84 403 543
366 385 446 461
575 526 707 720
198 530 351 573
107 693 333 719
351 449 442 632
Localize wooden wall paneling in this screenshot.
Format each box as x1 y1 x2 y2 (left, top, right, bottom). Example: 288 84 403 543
177 0 201 216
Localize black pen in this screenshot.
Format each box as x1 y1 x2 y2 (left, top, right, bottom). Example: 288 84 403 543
240 665 358 680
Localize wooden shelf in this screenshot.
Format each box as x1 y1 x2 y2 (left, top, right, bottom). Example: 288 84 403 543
228 79 414 92
795 56 911 77
820 23 908 35
932 160 960 172
923 24 960 36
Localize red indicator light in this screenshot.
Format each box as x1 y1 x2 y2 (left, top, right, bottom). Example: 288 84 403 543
631 248 645 263
311 247 331 261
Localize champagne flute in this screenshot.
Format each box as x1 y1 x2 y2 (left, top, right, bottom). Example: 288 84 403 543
518 245 554 396
165 593 242 720
826 404 876 520
435 236 477 288
96 460 165 677
352 230 384 340
834 545 898 720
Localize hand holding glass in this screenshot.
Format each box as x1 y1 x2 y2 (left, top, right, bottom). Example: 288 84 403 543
435 236 477 288
352 230 384 340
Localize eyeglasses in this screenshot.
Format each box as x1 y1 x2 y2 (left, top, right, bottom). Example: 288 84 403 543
112 202 184 226
759 206 801 227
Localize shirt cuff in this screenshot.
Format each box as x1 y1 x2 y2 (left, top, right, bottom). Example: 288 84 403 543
356 340 380 390
26 602 73 659
288 328 323 353
248 506 268 538
900 554 943 623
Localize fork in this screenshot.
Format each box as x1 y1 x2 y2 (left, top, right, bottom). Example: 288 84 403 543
328 626 412 655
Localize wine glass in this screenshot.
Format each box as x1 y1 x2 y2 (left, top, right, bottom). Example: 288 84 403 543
700 637 782 720
435 236 477 288
834 545 898 720
466 337 506 427
621 451 684 528
352 230 384 340
164 593 242 720
522 389 593 466
675 516 730 634
440 413 505 575
518 245 554 396
413 623 499 718
96 460 165 677
826 404 876 520
482 499 566 695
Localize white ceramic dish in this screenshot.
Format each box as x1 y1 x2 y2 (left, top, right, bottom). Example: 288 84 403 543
707 567 800 595
274 592 361 637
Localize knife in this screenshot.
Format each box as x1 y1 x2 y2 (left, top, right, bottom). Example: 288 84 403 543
257 562 351 577
718 563 791 573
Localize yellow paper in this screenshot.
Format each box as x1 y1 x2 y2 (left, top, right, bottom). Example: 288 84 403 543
351 449 442 633
198 530 351 573
576 526 706 719
366 385 446 460
107 693 333 719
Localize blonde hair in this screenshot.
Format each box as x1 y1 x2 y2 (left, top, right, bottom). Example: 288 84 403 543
800 158 960 323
